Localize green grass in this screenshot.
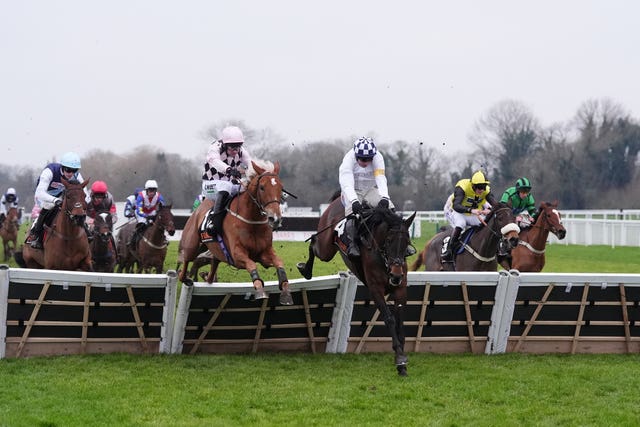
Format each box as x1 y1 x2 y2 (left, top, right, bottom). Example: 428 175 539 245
1 353 640 426
3 224 640 425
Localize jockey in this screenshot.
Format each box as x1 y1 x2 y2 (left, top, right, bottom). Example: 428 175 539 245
85 180 118 230
124 187 143 219
27 151 87 249
500 177 537 226
498 177 537 257
128 179 166 248
0 187 19 227
442 170 498 268
201 125 252 236
339 136 394 258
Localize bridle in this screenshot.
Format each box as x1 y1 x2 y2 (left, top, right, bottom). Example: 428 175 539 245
359 211 410 275
61 187 87 227
229 171 282 225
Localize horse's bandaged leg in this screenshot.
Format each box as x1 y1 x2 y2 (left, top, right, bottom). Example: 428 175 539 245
276 267 288 290
250 269 264 287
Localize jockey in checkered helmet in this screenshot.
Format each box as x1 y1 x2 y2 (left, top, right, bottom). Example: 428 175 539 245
339 136 405 258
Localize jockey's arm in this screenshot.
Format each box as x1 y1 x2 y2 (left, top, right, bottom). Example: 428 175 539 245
338 152 358 204
451 187 469 214
34 168 58 205
372 154 390 200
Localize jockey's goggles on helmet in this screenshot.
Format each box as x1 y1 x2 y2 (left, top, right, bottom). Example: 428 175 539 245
62 166 79 174
472 184 487 191
147 188 157 192
226 143 242 150
356 156 373 163
92 193 106 198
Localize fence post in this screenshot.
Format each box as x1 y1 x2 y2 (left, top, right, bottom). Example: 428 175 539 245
486 270 510 354
171 280 194 354
159 270 178 354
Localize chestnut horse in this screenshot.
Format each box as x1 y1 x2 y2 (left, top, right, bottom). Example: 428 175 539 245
22 177 92 271
178 161 292 305
410 202 520 271
90 212 117 272
296 196 416 376
1 207 19 261
498 201 567 271
118 205 175 274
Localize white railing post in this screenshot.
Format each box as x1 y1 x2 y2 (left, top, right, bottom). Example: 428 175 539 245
159 270 178 354
171 280 194 354
0 265 9 359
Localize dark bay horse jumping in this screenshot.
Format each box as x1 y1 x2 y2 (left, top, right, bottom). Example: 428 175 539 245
1 207 19 262
297 195 416 376
498 201 567 272
90 212 117 272
410 202 520 271
21 177 92 271
118 205 175 274
178 161 292 305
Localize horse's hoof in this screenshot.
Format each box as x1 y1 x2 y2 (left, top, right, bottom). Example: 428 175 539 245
254 288 268 300
397 365 408 377
296 262 312 280
279 291 293 306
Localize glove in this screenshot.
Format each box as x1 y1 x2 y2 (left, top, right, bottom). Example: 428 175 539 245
54 198 63 207
377 198 390 209
351 200 362 215
226 167 242 179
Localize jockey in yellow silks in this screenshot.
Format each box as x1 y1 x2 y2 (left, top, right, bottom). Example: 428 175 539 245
441 170 497 267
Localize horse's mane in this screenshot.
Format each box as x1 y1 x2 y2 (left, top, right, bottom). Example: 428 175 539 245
365 206 403 230
246 159 275 179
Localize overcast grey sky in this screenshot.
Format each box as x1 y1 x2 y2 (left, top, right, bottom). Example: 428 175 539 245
2 1 639 168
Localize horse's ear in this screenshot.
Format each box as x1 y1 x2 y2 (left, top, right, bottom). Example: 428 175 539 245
404 211 417 227
273 161 280 174
82 178 90 188
251 160 265 176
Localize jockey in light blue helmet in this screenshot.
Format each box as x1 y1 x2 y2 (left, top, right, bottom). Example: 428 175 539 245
28 151 86 248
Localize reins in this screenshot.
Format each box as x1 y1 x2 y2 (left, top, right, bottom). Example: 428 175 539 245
228 171 282 225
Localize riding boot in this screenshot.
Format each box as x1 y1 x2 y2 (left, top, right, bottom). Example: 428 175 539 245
0 213 5 228
128 222 146 248
206 191 230 236
28 209 50 249
346 218 360 258
441 226 462 268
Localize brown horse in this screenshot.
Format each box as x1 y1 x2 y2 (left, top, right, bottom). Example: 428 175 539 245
178 161 292 305
90 212 117 272
22 177 92 271
118 205 176 274
498 201 567 271
296 196 416 376
410 202 520 271
115 220 137 273
1 207 20 261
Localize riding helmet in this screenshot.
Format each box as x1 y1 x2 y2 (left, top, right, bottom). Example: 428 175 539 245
353 137 377 159
471 171 490 185
60 152 82 169
91 181 108 194
145 179 159 190
221 126 244 145
515 177 532 192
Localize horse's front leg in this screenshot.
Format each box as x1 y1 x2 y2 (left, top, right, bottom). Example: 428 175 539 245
296 239 316 280
260 249 292 306
369 285 408 376
391 286 408 376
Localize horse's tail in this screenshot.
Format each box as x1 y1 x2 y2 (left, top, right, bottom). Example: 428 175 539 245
409 248 425 271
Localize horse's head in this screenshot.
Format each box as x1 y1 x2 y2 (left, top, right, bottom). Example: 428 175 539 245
93 212 113 243
538 201 566 240
61 177 89 227
369 208 416 287
489 202 520 249
157 204 176 236
248 161 284 229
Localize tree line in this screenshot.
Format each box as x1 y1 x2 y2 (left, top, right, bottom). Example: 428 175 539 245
2 97 639 213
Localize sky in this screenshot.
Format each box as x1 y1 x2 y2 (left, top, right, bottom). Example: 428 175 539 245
2 1 640 168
